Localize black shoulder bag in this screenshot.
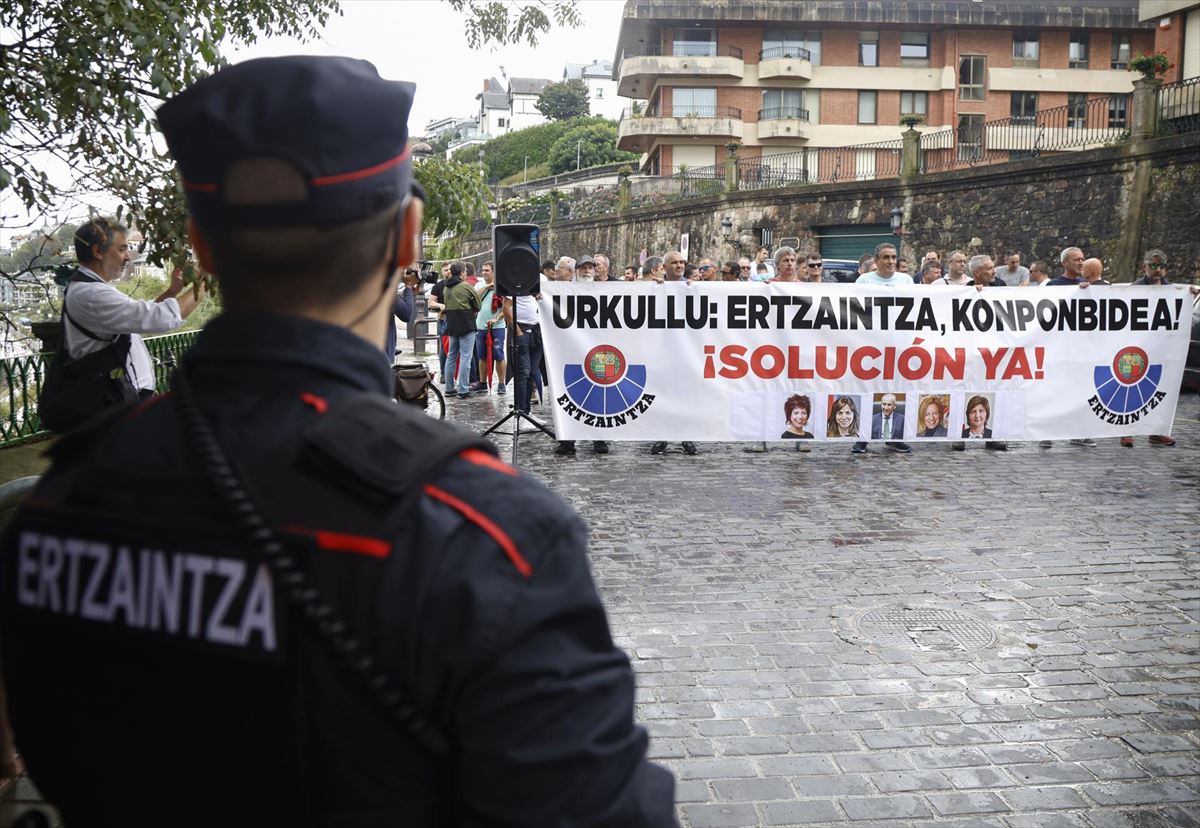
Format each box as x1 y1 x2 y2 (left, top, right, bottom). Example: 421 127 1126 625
38 274 140 433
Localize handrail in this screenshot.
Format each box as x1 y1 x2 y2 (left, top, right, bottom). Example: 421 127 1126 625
1156 76 1200 137
633 105 743 120
632 43 743 60
759 107 810 122
0 329 200 448
759 46 812 61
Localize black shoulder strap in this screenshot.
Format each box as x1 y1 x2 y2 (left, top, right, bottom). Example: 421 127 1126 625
300 392 497 511
63 271 127 345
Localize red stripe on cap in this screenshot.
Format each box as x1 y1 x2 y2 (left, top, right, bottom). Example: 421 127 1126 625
458 448 517 476
311 146 412 187
182 179 218 193
422 484 532 578
283 526 391 559
299 392 328 413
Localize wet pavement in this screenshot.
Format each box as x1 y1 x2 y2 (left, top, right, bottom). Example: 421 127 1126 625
447 378 1200 828
1 353 1196 826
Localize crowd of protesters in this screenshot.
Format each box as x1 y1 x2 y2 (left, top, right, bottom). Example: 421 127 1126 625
419 243 1193 455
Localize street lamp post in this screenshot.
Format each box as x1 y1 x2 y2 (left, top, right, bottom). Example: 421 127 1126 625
524 155 530 182
576 139 582 171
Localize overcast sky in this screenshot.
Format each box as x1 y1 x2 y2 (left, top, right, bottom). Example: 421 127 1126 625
226 0 627 132
2 0 625 245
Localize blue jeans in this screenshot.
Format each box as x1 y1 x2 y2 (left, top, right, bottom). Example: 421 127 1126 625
514 325 542 414
446 331 476 394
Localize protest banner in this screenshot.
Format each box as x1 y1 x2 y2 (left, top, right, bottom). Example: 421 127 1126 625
538 282 1194 442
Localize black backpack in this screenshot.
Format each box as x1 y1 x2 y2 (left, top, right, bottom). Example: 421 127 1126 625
37 273 140 433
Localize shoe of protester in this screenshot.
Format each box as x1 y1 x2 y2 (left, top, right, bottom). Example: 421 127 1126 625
555 441 576 456
1120 436 1134 448
444 388 458 398
742 442 768 453
794 442 811 453
468 381 488 396
497 383 507 395
593 441 610 455
985 441 1007 452
851 442 868 454
1069 438 1097 447
1039 440 1053 449
1149 434 1177 447
518 415 547 433
682 441 698 455
951 442 965 451
885 442 912 454
650 441 667 455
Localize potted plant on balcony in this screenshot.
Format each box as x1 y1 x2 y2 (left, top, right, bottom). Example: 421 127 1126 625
899 113 926 129
1129 52 1170 80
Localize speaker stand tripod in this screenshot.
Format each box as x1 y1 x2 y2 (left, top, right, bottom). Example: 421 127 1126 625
480 292 554 466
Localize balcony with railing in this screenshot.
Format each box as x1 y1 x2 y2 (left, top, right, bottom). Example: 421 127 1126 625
617 105 744 153
756 106 812 141
617 43 745 97
757 46 814 82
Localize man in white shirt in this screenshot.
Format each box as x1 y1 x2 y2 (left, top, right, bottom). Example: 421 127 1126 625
65 216 204 395
853 243 912 455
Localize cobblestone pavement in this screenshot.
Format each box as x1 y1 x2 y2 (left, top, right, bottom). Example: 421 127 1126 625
447 381 1200 828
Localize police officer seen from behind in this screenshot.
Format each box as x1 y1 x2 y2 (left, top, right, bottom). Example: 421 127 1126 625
0 56 676 827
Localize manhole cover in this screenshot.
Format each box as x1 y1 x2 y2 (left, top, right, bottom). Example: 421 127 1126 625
852 606 996 652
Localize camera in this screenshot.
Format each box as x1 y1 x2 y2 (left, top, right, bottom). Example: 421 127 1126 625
418 259 440 284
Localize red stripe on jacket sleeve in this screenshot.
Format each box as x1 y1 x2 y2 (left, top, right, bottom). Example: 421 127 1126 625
422 484 533 578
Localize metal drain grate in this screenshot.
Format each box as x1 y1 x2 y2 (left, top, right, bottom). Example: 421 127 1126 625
852 606 996 652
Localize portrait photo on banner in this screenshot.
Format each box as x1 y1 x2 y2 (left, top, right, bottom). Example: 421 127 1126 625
915 394 952 438
869 392 908 440
826 394 865 440
730 391 828 441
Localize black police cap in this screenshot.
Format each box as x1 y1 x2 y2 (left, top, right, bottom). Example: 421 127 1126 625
157 56 418 230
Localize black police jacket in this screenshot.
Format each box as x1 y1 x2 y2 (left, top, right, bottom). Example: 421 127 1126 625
0 311 676 827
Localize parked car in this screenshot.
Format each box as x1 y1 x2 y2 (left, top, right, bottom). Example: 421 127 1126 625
1185 293 1200 391
821 258 860 283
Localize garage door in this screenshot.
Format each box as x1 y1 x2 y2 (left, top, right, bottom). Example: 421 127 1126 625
816 224 901 261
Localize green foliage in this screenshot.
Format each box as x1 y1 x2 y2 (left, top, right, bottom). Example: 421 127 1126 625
546 122 639 174
535 79 591 121
498 161 551 185
413 157 491 239
1 0 339 294
1129 52 1171 78
446 0 581 48
452 116 610 180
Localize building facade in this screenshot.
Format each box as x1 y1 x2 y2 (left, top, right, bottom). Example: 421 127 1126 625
613 0 1156 175
564 60 625 119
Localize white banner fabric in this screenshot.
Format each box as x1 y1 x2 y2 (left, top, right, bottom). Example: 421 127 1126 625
537 282 1193 443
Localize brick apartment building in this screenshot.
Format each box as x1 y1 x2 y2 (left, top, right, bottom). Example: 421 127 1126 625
612 0 1162 175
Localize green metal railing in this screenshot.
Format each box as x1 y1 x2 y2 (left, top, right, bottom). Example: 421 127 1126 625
0 330 199 448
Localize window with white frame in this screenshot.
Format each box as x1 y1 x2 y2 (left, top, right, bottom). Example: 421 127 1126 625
672 87 717 117
959 55 986 101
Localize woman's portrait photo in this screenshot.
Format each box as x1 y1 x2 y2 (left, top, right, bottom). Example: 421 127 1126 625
781 394 815 440
825 395 862 439
961 393 995 439
916 395 950 438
